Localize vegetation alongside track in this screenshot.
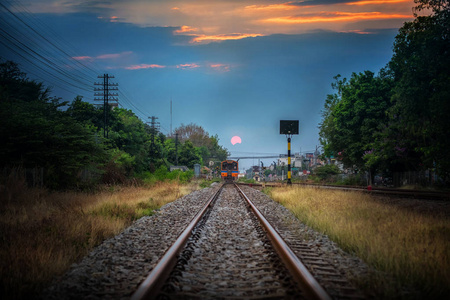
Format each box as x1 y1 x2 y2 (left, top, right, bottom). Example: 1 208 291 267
267 186 450 299
319 1 450 184
0 178 198 299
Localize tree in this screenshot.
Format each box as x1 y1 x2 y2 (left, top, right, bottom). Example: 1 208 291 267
0 60 107 188
315 164 341 181
319 71 393 178
66 96 103 130
175 123 211 147
178 140 202 169
387 0 450 179
174 124 229 165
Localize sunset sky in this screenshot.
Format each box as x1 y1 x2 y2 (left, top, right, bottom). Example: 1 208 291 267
0 0 416 170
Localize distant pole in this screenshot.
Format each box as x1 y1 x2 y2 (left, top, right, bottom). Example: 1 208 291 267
287 137 292 184
175 132 179 165
170 98 172 137
148 116 160 154
94 74 118 138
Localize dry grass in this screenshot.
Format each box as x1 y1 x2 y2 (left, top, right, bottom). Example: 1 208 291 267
0 177 197 300
268 186 450 299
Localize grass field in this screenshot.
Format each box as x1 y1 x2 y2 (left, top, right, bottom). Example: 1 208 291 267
0 179 197 299
267 186 450 299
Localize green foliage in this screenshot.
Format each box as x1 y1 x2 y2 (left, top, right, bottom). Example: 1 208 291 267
387 3 450 178
199 178 221 188
319 71 393 173
0 59 228 188
237 178 256 184
0 60 108 189
319 1 450 183
137 166 194 184
178 140 202 168
315 164 341 180
174 124 229 165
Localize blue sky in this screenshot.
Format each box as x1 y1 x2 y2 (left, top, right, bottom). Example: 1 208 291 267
0 0 415 170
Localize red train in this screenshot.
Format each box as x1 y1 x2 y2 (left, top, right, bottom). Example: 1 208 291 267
221 160 239 181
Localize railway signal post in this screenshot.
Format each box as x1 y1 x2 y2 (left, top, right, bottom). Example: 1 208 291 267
280 120 299 185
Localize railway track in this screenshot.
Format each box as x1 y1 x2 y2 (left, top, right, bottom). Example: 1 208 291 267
132 183 361 299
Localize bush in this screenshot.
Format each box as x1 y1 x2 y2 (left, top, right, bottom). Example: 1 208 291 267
314 164 341 181
136 166 194 184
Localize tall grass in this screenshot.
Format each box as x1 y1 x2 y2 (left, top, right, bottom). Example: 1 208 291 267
267 186 450 299
0 177 196 300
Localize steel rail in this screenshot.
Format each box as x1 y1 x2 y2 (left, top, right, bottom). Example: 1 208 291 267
131 184 224 300
234 183 332 300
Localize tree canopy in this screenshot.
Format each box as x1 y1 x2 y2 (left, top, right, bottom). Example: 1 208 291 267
0 60 229 188
319 0 450 183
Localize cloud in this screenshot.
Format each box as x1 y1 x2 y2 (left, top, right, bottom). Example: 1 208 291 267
191 33 264 43
72 55 93 61
174 25 198 34
124 64 166 70
24 0 415 39
245 3 303 11
209 63 231 72
346 0 411 6
73 51 133 61
262 12 411 24
176 63 200 69
97 15 124 22
97 51 132 59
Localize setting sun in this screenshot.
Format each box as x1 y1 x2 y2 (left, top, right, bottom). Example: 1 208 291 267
231 136 242 145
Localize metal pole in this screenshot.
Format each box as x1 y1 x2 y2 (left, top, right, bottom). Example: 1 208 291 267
288 137 292 184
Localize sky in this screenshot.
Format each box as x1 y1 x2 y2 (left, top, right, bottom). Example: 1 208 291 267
0 0 416 171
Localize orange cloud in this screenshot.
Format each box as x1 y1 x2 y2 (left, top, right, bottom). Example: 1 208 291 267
244 3 300 11
125 64 165 70
339 29 374 34
73 51 132 62
174 25 198 34
176 63 200 69
209 63 230 72
346 0 410 5
191 33 263 43
97 51 132 59
73 56 93 61
263 12 411 24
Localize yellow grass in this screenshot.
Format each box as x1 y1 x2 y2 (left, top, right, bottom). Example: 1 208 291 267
268 186 450 298
0 179 197 300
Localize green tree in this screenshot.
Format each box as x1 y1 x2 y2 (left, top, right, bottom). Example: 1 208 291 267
387 0 450 179
0 60 107 188
319 71 393 178
178 140 202 169
66 96 103 130
315 164 341 181
174 124 229 165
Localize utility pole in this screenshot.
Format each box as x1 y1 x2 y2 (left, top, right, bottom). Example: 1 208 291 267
94 74 118 138
147 116 160 154
175 132 179 165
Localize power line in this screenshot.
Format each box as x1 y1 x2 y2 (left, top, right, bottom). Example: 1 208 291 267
1 0 163 131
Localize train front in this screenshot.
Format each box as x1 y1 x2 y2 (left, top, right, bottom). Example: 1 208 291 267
221 160 239 181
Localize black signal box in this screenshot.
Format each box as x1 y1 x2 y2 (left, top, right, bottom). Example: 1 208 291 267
280 120 299 135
